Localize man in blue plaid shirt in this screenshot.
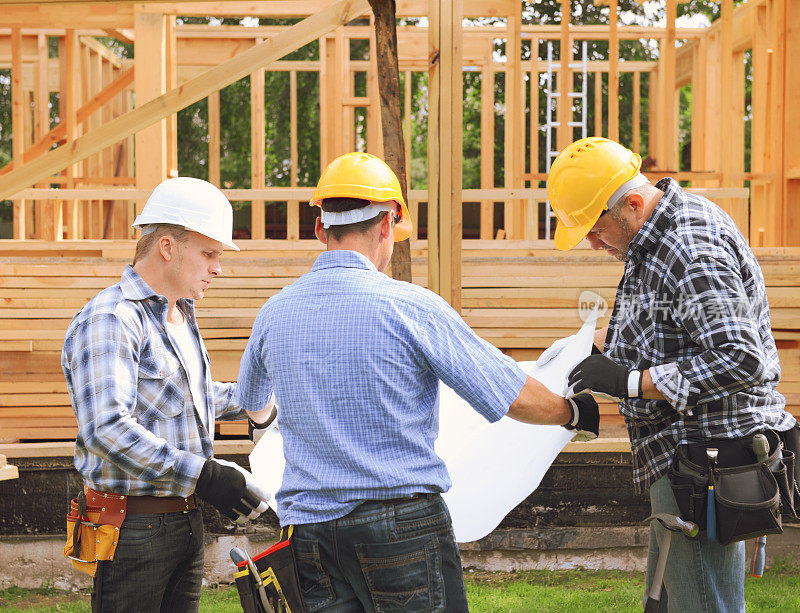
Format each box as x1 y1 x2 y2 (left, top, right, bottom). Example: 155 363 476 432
238 153 600 612
62 178 273 612
548 138 799 612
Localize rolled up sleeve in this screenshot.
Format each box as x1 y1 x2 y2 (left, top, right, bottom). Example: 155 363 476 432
417 296 527 423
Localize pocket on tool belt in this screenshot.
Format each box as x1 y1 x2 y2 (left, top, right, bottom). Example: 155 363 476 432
668 466 707 529
714 463 782 546
63 488 127 577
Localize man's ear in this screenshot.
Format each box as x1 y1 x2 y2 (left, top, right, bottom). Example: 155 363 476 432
158 235 175 261
314 217 328 245
378 212 392 240
626 192 646 220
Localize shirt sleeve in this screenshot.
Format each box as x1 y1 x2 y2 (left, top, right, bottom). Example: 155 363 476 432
235 307 275 414
417 295 527 423
211 381 247 421
656 256 769 412
63 313 205 497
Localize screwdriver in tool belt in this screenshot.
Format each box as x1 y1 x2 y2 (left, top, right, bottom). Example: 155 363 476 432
706 448 718 543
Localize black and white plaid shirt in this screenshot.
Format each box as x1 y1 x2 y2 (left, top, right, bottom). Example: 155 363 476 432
605 178 796 493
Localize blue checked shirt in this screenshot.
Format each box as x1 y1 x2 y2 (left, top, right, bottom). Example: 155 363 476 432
237 250 527 526
606 178 796 493
62 265 244 497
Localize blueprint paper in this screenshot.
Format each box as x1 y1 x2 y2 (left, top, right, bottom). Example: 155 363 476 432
249 312 597 541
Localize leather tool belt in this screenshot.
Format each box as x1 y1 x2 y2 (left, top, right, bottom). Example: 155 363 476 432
63 486 198 576
668 429 798 545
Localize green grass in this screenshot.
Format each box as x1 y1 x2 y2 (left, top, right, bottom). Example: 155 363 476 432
0 567 797 612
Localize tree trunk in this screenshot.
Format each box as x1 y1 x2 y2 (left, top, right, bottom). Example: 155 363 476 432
369 0 412 282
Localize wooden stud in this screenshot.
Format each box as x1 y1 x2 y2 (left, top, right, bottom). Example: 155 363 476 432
594 71 602 136
250 54 265 240
11 28 26 239
404 69 412 188
504 2 523 240
427 0 440 295
480 53 493 240
660 0 677 170
134 8 168 214
632 71 640 153
557 0 572 152
690 37 707 186
165 14 178 177
749 2 769 243
529 56 539 240
208 90 220 185
288 69 299 240
648 66 657 161
782 0 798 244
608 0 619 142
61 32 79 239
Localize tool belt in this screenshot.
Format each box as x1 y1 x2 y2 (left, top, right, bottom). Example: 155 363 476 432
668 429 798 546
63 486 199 576
233 526 308 613
63 486 127 577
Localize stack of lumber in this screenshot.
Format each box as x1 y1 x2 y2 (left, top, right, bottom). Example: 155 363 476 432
0 454 19 480
1 240 798 443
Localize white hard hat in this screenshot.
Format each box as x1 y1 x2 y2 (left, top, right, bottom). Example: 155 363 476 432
132 177 239 250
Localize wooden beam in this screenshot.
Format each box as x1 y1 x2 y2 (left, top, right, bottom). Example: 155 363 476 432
250 62 265 240
608 0 619 142
594 71 602 136
134 8 168 208
632 71 640 153
427 0 440 295
504 2 522 239
480 54 493 240
208 90 220 185
11 28 26 239
62 31 79 238
783 0 800 245
287 70 299 241
660 0 677 170
0 0 371 201
557 0 571 152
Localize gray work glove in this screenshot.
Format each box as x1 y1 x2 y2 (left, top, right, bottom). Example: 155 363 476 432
195 458 271 524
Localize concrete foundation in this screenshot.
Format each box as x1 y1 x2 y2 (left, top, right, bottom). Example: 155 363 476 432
2 525 798 590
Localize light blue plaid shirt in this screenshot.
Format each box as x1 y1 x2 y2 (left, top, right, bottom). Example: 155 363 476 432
62 266 244 497
237 250 527 526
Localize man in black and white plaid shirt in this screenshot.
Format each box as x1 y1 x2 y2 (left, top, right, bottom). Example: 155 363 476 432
547 137 798 612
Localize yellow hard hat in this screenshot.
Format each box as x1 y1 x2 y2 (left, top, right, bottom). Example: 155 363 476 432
547 137 642 250
310 152 412 242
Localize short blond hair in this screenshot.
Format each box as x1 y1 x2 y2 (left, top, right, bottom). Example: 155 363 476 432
133 224 190 264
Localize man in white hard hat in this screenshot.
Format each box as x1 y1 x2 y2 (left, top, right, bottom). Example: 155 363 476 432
546 137 799 612
236 153 601 612
62 177 274 612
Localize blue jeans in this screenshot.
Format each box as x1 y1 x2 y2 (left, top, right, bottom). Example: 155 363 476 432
92 508 204 613
290 494 469 612
645 476 745 612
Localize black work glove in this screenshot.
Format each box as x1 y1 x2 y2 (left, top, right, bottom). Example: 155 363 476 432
248 405 278 444
195 458 271 523
567 354 642 402
563 393 600 441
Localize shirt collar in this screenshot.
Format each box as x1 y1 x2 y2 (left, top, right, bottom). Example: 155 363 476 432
119 265 197 323
311 250 379 273
625 177 682 261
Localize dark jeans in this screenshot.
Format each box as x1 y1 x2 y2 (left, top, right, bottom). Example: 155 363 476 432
291 494 469 613
92 508 204 613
